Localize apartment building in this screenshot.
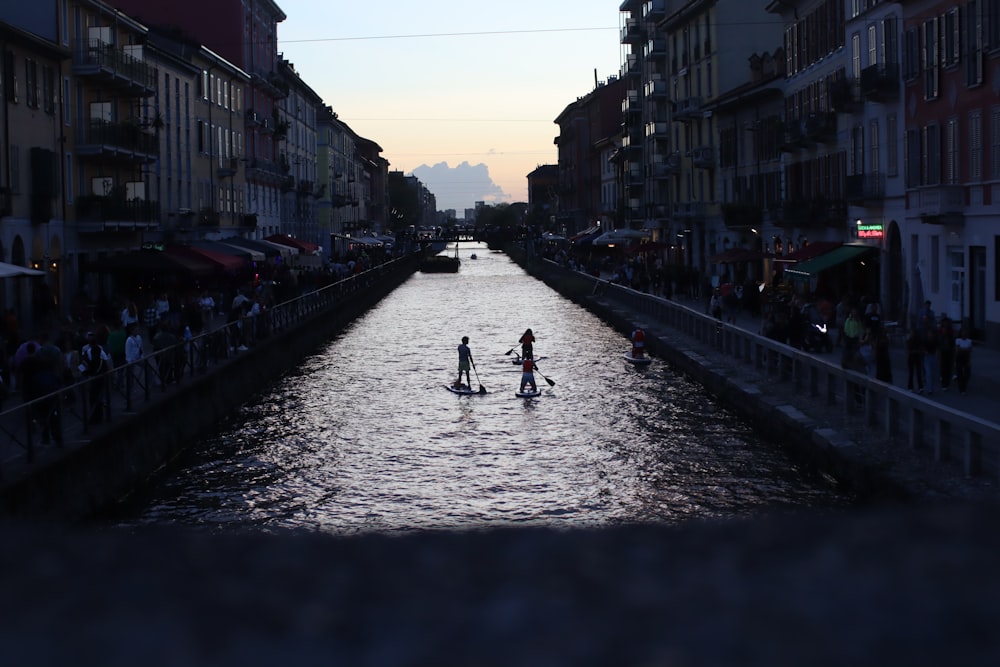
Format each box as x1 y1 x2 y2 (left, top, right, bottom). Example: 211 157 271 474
901 0 999 341
0 11 68 329
142 29 251 242
555 75 625 235
275 57 321 245
113 0 292 241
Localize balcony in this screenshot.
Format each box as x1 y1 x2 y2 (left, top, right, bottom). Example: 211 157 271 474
76 195 159 224
845 173 885 203
673 96 702 121
623 54 641 79
76 121 158 162
917 185 964 225
72 39 156 96
860 63 900 102
644 79 669 99
644 121 669 139
643 0 666 21
689 145 716 169
625 166 644 188
721 202 763 229
804 112 837 143
216 157 239 178
622 90 641 116
621 18 644 44
252 69 289 99
644 38 667 58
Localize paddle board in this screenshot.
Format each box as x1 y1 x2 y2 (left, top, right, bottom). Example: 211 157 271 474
446 384 485 395
511 355 546 365
515 388 542 398
623 352 652 365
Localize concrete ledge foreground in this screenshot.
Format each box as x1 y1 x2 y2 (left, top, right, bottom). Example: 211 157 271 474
3 505 1000 666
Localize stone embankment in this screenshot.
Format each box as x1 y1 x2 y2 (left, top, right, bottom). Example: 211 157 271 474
505 244 999 505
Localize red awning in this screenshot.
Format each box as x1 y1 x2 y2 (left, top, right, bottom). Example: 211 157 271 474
266 234 320 254
166 245 247 273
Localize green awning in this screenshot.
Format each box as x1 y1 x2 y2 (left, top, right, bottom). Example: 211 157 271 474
784 244 875 281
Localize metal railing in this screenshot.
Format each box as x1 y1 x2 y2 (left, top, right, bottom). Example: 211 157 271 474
0 257 414 475
581 268 1000 482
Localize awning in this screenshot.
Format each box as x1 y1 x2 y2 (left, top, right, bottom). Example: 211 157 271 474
220 242 264 261
592 229 649 246
0 262 46 278
94 249 216 277
569 225 600 242
221 236 281 259
266 234 320 254
166 245 247 273
784 244 876 281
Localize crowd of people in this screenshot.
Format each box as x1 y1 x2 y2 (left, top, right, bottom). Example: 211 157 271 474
0 248 400 428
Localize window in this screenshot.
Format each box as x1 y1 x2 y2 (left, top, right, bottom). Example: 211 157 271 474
852 33 862 79
945 117 959 184
851 125 864 174
903 28 919 80
25 59 38 108
943 8 960 67
868 24 877 67
922 18 939 99
887 114 898 176
988 0 1000 48
5 52 18 103
923 123 941 185
970 110 983 180
881 17 897 66
966 1 984 85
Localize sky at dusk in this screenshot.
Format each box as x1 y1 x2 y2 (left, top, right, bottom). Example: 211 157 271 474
275 0 623 213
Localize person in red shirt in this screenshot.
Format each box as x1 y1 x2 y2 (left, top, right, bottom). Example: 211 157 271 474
519 356 537 393
631 327 646 358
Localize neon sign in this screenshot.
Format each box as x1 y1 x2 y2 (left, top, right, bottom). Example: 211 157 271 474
856 222 883 239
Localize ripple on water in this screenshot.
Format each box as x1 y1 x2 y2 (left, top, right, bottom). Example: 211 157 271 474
112 244 853 533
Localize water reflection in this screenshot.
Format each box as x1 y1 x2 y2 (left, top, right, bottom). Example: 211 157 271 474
115 244 852 533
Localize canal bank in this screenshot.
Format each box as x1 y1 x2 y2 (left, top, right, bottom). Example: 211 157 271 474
504 244 999 504
0 255 422 520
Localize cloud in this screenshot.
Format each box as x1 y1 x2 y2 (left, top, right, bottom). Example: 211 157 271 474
411 161 507 212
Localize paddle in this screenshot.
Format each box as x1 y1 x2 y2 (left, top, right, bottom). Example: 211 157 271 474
531 362 556 387
471 359 486 394
504 346 517 356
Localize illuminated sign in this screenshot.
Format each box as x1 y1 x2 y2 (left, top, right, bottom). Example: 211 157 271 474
856 222 884 239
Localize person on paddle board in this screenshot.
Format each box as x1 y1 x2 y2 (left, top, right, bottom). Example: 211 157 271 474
518 328 535 360
455 336 473 388
631 327 646 358
519 356 538 393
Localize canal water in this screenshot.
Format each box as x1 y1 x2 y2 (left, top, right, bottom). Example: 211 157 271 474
111 244 854 533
